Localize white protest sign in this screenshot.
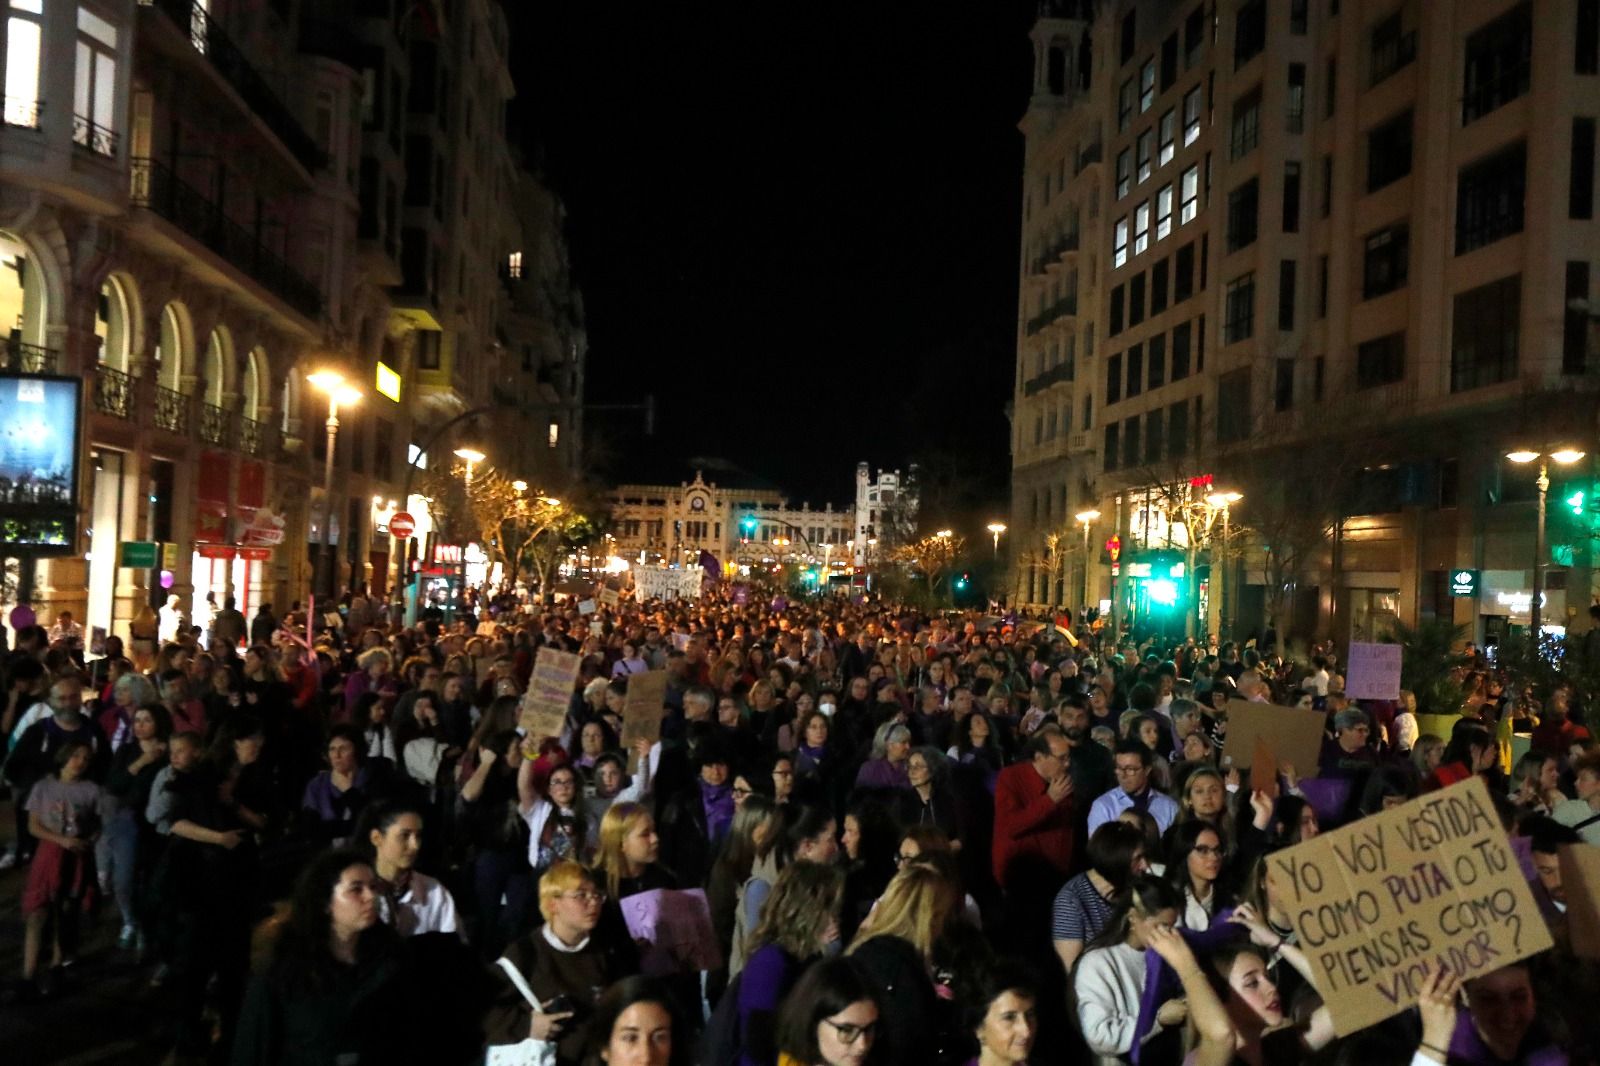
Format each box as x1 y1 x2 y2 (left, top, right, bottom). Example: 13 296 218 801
1266 776 1553 1035
631 567 703 602
1345 641 1403 700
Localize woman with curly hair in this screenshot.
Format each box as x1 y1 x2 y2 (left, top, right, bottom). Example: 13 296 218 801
737 861 845 1066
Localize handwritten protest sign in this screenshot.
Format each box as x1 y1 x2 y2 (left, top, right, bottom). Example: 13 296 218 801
598 587 620 608
1346 641 1403 701
518 646 581 738
620 888 722 976
1266 776 1553 1035
622 670 670 767
1224 700 1326 782
1560 843 1600 960
577 598 596 616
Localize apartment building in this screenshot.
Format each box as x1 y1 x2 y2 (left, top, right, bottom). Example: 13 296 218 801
1011 0 1600 646
0 0 584 639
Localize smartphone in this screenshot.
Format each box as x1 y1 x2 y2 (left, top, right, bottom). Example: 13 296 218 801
543 994 577 1015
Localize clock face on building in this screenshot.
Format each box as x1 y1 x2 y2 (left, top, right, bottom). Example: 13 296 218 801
690 496 705 511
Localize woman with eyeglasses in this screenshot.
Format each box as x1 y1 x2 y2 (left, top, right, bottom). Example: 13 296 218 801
737 861 845 1066
485 860 636 1066
1165 820 1230 931
774 956 880 1066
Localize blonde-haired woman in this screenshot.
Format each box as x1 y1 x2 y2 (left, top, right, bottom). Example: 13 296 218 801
846 863 960 1062
737 861 844 1066
592 801 677 964
484 860 631 1066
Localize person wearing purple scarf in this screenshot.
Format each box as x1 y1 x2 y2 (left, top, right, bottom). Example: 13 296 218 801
702 774 735 844
1418 962 1569 1066
854 722 912 791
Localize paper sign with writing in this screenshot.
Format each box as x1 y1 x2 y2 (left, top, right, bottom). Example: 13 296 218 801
518 646 582 738
1560 843 1600 961
1345 642 1403 701
620 888 722 976
1266 776 1553 1035
1251 736 1280 801
598 587 620 607
1223 700 1327 782
622 670 670 765
577 598 596 616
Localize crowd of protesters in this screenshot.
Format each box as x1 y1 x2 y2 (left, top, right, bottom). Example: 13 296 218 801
0 585 1597 1066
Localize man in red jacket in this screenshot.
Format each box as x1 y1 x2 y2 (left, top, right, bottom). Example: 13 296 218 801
993 728 1075 950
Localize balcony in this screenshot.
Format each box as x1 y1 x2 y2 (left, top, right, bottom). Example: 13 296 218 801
0 338 59 374
238 416 275 457
1067 431 1091 453
139 0 324 173
152 384 189 435
199 402 233 446
72 115 118 158
92 365 134 418
130 158 322 318
1077 142 1103 169
1024 296 1079 336
1022 361 1074 396
3 96 42 129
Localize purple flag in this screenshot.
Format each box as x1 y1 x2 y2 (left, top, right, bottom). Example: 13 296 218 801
698 550 720 584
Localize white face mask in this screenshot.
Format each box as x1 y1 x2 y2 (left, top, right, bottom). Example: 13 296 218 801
818 702 837 717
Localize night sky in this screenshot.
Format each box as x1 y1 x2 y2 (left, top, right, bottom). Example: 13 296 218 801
509 4 1039 519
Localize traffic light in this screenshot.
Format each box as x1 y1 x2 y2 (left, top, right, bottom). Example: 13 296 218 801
1570 490 1587 516
955 572 969 590
740 515 756 543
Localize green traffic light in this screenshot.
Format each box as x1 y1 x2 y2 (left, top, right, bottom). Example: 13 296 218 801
1569 491 1586 515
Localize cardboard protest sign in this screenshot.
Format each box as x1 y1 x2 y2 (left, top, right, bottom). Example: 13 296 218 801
1266 776 1553 1035
620 888 722 976
517 646 582 738
1251 736 1280 801
1560 843 1600 961
1224 699 1326 781
1345 642 1403 701
598 587 620 607
622 670 670 766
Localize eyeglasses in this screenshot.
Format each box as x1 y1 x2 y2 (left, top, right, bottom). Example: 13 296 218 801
822 1018 877 1045
560 890 607 904
731 786 755 798
1192 844 1224 857
894 851 917 866
1114 764 1146 776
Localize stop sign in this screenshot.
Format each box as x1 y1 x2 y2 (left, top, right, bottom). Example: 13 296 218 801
389 512 416 539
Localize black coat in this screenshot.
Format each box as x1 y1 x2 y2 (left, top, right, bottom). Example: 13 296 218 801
849 935 943 1063
656 782 716 888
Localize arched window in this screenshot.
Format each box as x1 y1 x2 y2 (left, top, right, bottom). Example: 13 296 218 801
0 230 48 348
244 347 266 421
154 302 190 390
280 371 299 434
95 275 135 370
203 326 231 405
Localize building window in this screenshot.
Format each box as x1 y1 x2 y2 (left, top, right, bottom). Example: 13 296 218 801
1130 273 1147 325
1140 409 1162 463
1158 108 1176 166
1182 86 1202 146
1121 8 1138 64
1573 117 1596 220
1127 343 1144 397
1230 87 1261 160
1274 358 1295 411
1278 259 1297 331
1116 148 1132 198
1581 0 1600 74
4 0 44 127
1287 63 1305 133
1369 12 1417 86
1455 141 1526 254
1140 58 1157 111
1318 254 1329 318
1184 5 1206 68
1366 110 1413 193
1291 0 1308 34
1172 320 1192 379
1161 32 1178 90
1321 154 1333 217
1356 332 1406 389
1169 400 1190 457
73 7 119 153
1134 201 1151 255
1106 352 1123 404
1282 162 1301 233
1156 183 1174 240
1180 164 1200 222
1462 2 1531 125
1148 333 1167 389
1119 77 1135 131
1152 257 1170 314
1362 222 1409 298
1197 313 1206 370
1226 178 1259 253
506 251 523 278
1314 355 1325 399
1234 0 1266 70
1104 423 1120 472
548 421 560 448
1224 273 1255 344
1114 216 1130 268
1137 129 1153 184
1451 275 1521 392
1124 416 1141 466
1565 261 1592 374
1174 242 1195 302
1109 284 1125 336
415 330 441 369
1217 367 1252 443
1325 56 1337 118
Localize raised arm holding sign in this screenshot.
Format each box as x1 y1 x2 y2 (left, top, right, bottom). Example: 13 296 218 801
518 646 582 739
622 670 670 769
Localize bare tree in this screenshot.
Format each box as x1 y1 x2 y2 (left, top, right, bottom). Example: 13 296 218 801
891 532 966 598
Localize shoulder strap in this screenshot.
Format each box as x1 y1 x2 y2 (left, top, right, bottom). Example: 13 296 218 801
1572 809 1600 832
495 955 543 1012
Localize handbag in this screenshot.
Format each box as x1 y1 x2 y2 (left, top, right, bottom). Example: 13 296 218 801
486 956 554 1066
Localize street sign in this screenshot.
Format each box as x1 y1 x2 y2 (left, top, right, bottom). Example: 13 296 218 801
118 541 158 568
1106 534 1121 562
1449 568 1479 597
389 512 416 539
161 542 178 569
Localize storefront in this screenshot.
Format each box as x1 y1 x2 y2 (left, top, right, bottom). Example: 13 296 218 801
1478 569 1566 645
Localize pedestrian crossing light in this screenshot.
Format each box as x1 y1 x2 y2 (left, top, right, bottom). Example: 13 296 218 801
955 572 969 590
1569 490 1586 515
741 515 756 542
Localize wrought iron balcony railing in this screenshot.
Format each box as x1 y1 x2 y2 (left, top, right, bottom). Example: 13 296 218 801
199 401 233 446
1 338 59 373
72 114 118 157
92 365 134 418
2 96 42 128
152 383 189 434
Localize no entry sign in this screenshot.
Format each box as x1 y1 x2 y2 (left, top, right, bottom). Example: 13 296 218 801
389 512 416 539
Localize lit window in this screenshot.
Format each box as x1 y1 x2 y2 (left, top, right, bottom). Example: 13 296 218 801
4 0 45 128
73 7 120 155
547 421 559 448
1113 216 1129 268
1116 149 1131 199
507 251 523 278
1134 201 1151 255
1140 59 1156 112
1137 129 1153 183
1180 165 1200 223
1156 184 1174 240
1183 86 1202 146
1158 108 1176 166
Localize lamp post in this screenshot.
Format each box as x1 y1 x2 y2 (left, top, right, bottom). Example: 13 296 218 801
307 371 361 600
1506 448 1586 635
1205 491 1243 641
986 522 1007 557
1075 509 1101 614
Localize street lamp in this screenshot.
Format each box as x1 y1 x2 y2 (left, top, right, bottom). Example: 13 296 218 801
511 479 528 494
1204 491 1243 641
1075 509 1101 613
454 444 486 488
1506 448 1586 634
307 370 362 600
986 522 1007 556
935 529 954 539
